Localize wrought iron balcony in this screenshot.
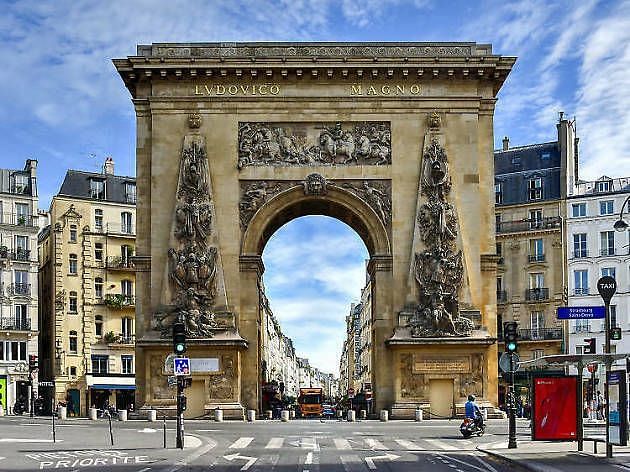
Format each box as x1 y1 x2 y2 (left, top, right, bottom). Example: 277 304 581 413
0 317 31 331
0 213 37 227
572 249 589 259
104 294 135 308
8 283 31 296
106 256 135 270
10 249 31 262
496 216 561 234
525 288 549 301
600 248 616 256
528 253 546 263
518 327 563 341
574 288 590 296
497 290 508 303
106 223 135 236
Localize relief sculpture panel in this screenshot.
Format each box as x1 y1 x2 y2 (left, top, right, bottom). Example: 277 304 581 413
207 354 237 401
238 122 391 168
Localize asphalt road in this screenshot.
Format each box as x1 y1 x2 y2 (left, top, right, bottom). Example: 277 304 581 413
0 416 524 472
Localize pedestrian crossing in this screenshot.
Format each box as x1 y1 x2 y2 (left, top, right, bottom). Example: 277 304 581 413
226 436 473 452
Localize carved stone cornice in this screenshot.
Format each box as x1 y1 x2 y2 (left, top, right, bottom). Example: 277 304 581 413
239 255 265 275
367 254 393 274
131 255 151 272
480 254 500 272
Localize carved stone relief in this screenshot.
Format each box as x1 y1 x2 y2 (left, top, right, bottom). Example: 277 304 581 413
302 173 327 196
408 139 473 337
400 354 425 399
208 354 236 400
341 181 392 225
150 355 175 400
238 122 391 168
239 181 291 228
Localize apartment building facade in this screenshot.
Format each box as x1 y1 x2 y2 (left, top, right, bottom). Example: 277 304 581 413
0 159 39 414
39 158 136 415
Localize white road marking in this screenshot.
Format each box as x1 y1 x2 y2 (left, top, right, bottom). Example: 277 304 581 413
441 455 493 472
364 453 399 470
301 437 319 451
424 438 458 450
334 438 352 450
473 454 499 472
184 435 202 449
223 453 257 471
0 438 62 443
394 439 421 450
340 454 368 472
305 452 313 465
229 437 254 449
138 428 157 433
266 437 284 449
137 468 151 472
364 438 387 450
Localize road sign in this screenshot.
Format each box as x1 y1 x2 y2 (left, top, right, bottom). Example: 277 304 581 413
587 364 598 374
173 357 191 376
167 376 177 387
597 276 617 304
557 306 606 320
38 381 55 387
499 352 520 373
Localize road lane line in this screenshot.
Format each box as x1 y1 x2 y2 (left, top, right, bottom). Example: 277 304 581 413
265 437 284 449
340 455 368 472
394 439 421 450
424 438 458 450
137 468 151 472
229 437 254 449
473 454 499 472
364 438 387 450
441 454 490 472
334 438 352 450
305 452 313 464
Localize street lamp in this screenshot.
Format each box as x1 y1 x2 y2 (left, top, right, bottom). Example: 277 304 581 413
613 195 630 231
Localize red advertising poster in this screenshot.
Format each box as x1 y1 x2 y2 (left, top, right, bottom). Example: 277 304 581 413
532 376 578 441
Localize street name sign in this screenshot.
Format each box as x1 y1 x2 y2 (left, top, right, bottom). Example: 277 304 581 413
173 357 191 376
557 306 606 320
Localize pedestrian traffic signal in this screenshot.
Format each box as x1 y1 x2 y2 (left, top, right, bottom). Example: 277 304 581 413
177 395 187 413
28 355 38 371
611 327 622 341
503 321 518 353
173 322 186 354
584 337 596 354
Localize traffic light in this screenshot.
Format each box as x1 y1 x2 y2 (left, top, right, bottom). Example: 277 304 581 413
177 394 187 413
611 327 622 341
28 355 38 371
173 321 186 354
584 338 596 354
503 321 518 353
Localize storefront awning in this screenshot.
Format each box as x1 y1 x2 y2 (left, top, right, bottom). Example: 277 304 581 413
91 384 136 390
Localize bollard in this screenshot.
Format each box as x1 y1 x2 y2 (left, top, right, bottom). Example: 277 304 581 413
266 410 273 420
337 409 343 419
290 410 295 419
247 410 256 422
380 410 389 422
89 407 98 421
118 410 128 422
482 408 488 421
215 409 224 422
415 407 423 421
347 410 356 422
360 410 367 420
0 407 5 416
58 406 67 420
148 409 157 422
281 410 289 422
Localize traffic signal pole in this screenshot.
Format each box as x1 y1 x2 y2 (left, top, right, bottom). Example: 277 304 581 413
605 300 612 458
176 377 184 449
508 353 517 449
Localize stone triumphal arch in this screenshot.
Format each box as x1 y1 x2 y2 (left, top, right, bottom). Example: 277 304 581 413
114 42 515 418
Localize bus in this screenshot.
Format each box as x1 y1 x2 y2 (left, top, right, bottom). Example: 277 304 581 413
298 388 323 417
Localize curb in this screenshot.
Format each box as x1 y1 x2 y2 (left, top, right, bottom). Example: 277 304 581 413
476 446 561 472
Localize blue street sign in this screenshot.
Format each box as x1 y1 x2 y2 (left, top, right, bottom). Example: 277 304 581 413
557 306 606 320
173 357 191 376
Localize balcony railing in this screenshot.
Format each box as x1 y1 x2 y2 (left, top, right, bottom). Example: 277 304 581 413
518 327 563 341
125 193 137 204
104 294 135 308
105 223 135 236
0 317 31 331
497 290 508 303
106 256 135 270
574 288 590 296
572 250 589 259
1 249 32 262
496 216 561 234
525 288 549 301
7 283 31 296
600 248 616 256
0 213 38 227
528 254 546 263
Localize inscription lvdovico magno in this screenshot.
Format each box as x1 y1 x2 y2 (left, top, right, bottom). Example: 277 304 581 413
192 83 423 96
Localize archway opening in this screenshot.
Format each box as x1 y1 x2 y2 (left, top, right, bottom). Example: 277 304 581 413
260 215 370 413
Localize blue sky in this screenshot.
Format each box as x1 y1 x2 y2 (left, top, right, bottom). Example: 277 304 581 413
2 0 629 372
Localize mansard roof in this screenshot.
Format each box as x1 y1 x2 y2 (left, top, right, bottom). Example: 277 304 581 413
58 170 136 205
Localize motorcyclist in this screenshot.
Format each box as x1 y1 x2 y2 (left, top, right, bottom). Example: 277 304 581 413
465 394 484 430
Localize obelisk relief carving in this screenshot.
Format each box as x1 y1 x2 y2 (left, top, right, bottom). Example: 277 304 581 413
408 138 473 337
154 134 231 338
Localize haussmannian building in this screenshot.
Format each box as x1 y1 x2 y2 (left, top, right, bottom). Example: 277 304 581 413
494 115 577 403
38 158 137 415
0 159 40 414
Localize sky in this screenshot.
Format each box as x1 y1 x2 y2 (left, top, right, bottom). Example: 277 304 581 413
2 0 629 373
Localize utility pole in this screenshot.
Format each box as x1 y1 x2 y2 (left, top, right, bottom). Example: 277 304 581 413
173 321 187 450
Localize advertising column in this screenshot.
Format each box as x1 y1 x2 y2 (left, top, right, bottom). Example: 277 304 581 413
606 370 627 446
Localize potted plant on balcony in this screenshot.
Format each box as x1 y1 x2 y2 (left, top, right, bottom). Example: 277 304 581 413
104 294 126 309
104 331 120 344
17 215 26 225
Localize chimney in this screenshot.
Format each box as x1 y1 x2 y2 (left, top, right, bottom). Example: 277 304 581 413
103 157 114 175
502 136 509 151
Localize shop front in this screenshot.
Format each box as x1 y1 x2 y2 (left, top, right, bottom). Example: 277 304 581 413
86 374 136 411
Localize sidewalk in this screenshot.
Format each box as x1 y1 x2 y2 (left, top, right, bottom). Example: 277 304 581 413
479 438 630 471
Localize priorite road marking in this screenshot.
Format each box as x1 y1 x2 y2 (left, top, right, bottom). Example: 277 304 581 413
229 437 254 449
223 453 258 471
305 452 313 465
364 454 399 470
394 439 421 450
424 438 458 451
266 437 284 449
334 438 352 450
364 438 387 450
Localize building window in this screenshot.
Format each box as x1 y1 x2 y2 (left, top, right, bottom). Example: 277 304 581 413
15 305 28 329
2 341 27 361
573 233 587 258
533 349 545 359
602 267 616 280
529 272 545 289
572 203 587 217
600 231 615 256
91 355 108 374
69 224 77 242
95 315 103 337
13 174 29 194
495 183 503 204
69 331 78 353
121 317 133 343
121 279 133 297
529 238 545 262
15 203 30 224
574 270 589 295
94 277 103 299
125 183 136 204
69 254 78 274
121 212 133 234
94 243 103 262
597 180 611 193
528 177 542 200
496 242 502 257
94 209 103 231
541 152 551 160
121 355 134 374
575 319 590 333
68 291 78 313
90 179 105 200
600 200 614 215
530 311 545 339
576 345 583 355
16 234 28 252
529 209 543 228
69 366 77 377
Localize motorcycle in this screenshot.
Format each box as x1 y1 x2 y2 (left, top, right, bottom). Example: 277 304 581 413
13 400 27 416
460 417 485 438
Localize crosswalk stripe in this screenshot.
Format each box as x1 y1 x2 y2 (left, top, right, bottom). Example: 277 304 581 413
265 437 284 449
364 438 388 450
334 438 352 450
424 438 458 450
395 439 421 450
302 437 319 451
340 454 369 472
229 437 254 449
